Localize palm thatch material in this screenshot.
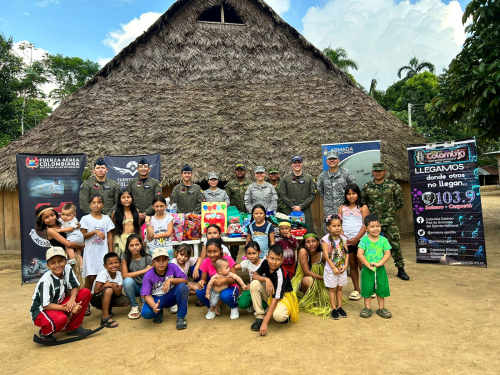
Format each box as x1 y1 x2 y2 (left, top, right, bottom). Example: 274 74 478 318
0 0 425 190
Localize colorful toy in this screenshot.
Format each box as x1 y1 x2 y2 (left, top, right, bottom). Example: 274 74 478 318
184 214 201 240
171 213 185 241
201 202 227 234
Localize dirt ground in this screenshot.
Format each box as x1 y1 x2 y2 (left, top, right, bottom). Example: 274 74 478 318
1 191 499 375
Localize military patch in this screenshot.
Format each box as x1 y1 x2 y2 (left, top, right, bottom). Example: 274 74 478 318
180 187 186 195
136 181 143 188
157 192 161 195
291 177 297 184
103 185 110 190
188 191 194 195
144 185 151 189
93 182 101 190
299 180 305 184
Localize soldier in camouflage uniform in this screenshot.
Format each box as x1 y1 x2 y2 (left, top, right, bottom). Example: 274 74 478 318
316 150 355 232
244 166 278 213
267 166 286 214
204 172 230 205
279 156 317 228
79 158 120 216
361 162 409 280
224 163 252 260
171 164 204 214
126 157 162 220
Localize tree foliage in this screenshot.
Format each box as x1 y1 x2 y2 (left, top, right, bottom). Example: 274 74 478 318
430 0 500 140
397 56 435 80
323 46 359 83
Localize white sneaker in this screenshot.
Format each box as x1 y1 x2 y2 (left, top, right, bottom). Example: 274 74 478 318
205 310 217 320
230 308 240 320
246 307 254 313
169 305 178 314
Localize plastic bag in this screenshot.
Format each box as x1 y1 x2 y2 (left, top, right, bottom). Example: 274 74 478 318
184 214 202 240
171 214 185 241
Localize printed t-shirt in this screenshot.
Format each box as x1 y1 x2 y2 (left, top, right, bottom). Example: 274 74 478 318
358 236 391 263
254 259 292 299
80 214 115 277
147 214 174 256
321 234 347 269
141 264 187 297
200 255 237 287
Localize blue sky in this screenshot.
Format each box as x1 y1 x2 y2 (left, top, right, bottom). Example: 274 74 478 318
1 0 471 90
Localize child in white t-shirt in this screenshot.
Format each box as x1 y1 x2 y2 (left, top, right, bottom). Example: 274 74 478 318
145 196 174 258
56 203 84 265
236 241 264 312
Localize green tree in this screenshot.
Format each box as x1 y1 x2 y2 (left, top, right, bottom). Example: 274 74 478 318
43 54 100 104
430 0 500 140
397 56 435 80
323 46 359 83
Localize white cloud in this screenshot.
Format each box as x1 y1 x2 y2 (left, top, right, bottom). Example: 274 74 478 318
24 12 29 16
12 41 58 108
96 57 112 67
266 0 291 15
302 0 465 90
103 12 161 55
35 0 60 7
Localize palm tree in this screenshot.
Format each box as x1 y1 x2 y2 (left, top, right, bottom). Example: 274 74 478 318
323 46 359 83
397 56 435 80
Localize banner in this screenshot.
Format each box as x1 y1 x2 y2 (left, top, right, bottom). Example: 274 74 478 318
322 140 381 189
17 154 87 283
407 139 486 267
104 153 161 189
202 202 228 234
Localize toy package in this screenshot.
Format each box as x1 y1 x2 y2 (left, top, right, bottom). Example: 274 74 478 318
241 212 251 236
201 202 227 234
184 214 202 240
171 213 185 241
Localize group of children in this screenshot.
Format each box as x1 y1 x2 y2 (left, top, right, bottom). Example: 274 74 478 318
31 184 394 342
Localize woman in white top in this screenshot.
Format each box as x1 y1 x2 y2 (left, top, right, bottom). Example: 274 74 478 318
145 196 174 258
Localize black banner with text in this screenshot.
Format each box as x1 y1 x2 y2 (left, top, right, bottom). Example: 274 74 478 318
407 139 486 267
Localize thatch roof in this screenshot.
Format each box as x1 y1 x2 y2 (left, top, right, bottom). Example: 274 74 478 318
0 0 425 190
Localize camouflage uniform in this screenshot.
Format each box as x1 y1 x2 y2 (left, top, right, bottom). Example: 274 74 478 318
204 188 230 205
225 178 252 213
79 176 120 216
361 178 405 268
244 182 278 213
279 172 316 228
126 177 162 216
171 183 204 214
316 168 355 227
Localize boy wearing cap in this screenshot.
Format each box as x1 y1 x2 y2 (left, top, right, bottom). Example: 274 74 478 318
79 157 120 216
171 164 204 214
30 247 91 342
316 151 355 232
126 158 162 221
204 172 230 205
225 164 252 260
280 156 317 229
361 163 409 280
267 166 286 214
141 248 189 329
244 166 278 213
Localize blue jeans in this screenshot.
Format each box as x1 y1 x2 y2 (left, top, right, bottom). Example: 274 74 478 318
123 277 143 308
196 284 239 309
141 283 189 319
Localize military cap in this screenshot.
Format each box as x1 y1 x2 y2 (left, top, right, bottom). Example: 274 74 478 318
291 155 303 163
138 157 149 166
254 166 266 173
326 150 339 159
268 166 279 174
372 162 386 171
208 172 219 180
94 157 106 166
235 163 246 171
181 164 193 172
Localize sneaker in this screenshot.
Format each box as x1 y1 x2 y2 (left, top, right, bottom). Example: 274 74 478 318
153 309 164 324
246 307 255 313
251 318 263 331
280 316 291 324
66 326 92 336
169 305 178 314
371 293 376 298
39 330 57 342
331 309 340 320
176 318 187 330
337 307 347 318
205 309 217 320
349 291 361 301
397 267 410 281
230 307 240 320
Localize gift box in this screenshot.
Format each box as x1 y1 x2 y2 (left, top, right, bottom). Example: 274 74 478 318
184 213 202 240
171 213 185 241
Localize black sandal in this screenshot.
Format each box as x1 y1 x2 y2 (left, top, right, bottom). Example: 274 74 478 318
195 300 204 307
101 316 119 328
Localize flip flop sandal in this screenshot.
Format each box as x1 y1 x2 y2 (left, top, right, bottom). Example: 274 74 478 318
195 300 205 307
349 291 361 300
85 305 91 316
360 308 373 318
376 308 392 319
128 306 141 319
101 316 119 328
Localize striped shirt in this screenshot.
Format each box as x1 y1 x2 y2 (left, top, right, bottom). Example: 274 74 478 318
254 260 292 299
30 265 79 322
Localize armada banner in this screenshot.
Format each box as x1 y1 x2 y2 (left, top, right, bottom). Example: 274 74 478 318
17 154 87 283
321 140 381 189
104 154 161 189
407 138 486 267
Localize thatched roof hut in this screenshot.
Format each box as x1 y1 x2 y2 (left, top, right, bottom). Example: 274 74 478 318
0 0 425 190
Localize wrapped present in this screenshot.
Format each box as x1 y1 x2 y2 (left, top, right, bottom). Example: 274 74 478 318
171 213 185 241
227 223 243 235
202 202 227 234
184 214 202 240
